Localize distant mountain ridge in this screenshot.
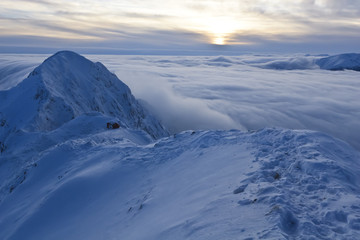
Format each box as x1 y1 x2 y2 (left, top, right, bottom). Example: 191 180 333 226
250 53 360 71
316 53 360 71
0 51 168 141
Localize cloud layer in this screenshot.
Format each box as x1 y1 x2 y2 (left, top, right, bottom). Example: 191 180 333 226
1 53 360 151
91 54 360 150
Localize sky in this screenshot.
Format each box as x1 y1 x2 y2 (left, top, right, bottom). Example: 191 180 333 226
0 0 360 54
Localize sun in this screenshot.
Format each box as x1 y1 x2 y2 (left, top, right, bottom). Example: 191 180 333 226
213 36 225 45
186 15 250 46
202 17 238 45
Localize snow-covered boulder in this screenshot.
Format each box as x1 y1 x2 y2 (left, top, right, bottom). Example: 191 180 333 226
316 53 360 71
0 51 168 140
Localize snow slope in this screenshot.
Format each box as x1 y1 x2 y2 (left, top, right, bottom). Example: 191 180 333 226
0 127 360 239
1 52 360 239
0 51 168 209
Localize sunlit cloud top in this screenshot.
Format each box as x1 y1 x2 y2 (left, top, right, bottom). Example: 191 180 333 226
0 0 360 54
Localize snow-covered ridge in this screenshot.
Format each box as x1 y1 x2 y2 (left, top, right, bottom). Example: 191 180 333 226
316 53 360 71
0 51 168 140
1 128 360 239
247 53 360 71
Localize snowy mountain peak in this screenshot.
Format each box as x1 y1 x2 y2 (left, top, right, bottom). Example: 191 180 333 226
0 51 168 140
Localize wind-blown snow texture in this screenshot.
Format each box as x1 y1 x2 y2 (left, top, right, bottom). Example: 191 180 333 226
1 52 360 239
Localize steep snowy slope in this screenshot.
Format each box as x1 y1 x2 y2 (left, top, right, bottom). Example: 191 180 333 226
0 51 168 139
0 128 360 239
316 53 360 71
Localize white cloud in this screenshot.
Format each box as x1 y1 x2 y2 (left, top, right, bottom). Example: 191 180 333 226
1 53 360 151
89 54 360 150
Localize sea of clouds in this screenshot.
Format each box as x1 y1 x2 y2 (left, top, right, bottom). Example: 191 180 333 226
1 53 359 150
